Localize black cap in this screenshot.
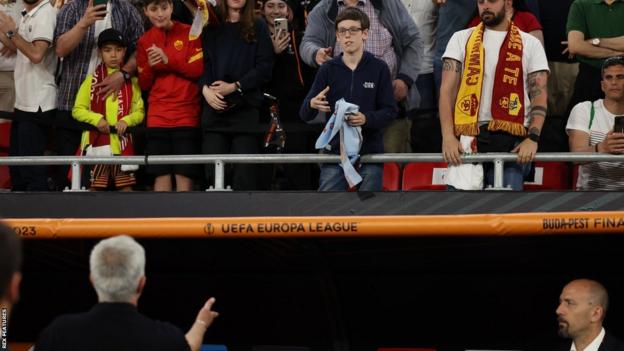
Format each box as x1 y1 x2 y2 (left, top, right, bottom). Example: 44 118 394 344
97 28 126 48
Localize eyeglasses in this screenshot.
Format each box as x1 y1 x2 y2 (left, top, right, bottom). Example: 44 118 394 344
336 27 362 36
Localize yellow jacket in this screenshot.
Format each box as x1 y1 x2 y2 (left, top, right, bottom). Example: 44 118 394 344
72 67 145 154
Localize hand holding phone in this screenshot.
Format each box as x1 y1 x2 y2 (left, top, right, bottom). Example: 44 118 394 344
81 0 107 28
274 18 288 35
614 116 624 133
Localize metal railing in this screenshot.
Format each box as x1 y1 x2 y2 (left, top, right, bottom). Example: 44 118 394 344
1 152 624 191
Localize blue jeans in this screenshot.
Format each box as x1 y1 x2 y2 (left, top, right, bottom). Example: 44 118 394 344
318 163 383 191
433 0 476 93
483 162 532 191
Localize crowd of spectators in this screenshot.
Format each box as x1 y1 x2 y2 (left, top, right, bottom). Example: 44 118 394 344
0 0 623 191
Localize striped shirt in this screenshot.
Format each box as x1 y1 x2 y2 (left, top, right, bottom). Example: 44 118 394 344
334 0 397 78
566 99 624 191
54 0 143 111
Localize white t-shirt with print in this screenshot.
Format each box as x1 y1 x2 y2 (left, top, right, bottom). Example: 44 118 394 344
566 99 624 190
14 0 57 113
443 26 549 125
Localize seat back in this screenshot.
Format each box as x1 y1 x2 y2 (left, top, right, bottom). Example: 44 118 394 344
382 162 401 191
401 162 448 190
0 121 10 149
0 151 10 189
523 162 571 190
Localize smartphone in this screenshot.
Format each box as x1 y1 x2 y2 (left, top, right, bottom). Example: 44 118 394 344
615 116 624 133
274 18 288 34
93 0 107 7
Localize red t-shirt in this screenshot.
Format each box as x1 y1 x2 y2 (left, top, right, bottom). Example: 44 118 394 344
137 21 204 128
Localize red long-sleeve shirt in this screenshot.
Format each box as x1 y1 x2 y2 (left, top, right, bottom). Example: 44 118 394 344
137 21 203 128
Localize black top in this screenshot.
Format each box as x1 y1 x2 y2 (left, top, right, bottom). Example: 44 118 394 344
265 29 316 125
35 303 190 351
199 18 274 131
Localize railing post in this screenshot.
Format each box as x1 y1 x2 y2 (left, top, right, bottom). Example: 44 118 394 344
214 160 225 190
70 161 82 191
485 158 512 191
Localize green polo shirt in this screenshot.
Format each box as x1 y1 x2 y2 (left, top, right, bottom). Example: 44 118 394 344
566 0 624 68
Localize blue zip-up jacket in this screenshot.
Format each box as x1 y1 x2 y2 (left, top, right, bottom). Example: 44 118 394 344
300 51 397 155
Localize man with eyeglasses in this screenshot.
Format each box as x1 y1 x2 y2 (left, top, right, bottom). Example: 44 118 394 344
300 7 397 191
300 0 423 154
566 56 624 190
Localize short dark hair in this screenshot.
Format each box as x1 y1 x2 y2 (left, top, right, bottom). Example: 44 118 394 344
0 223 21 298
335 7 370 31
143 0 172 8
602 56 624 78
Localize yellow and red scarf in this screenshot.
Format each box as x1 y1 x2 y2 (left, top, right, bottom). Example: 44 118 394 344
89 63 135 155
454 21 526 137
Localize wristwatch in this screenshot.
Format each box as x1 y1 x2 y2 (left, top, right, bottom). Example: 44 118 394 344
119 69 131 82
6 30 16 40
592 38 601 46
527 132 540 143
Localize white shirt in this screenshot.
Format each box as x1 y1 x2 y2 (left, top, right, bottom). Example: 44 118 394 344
14 0 57 113
402 0 437 74
0 0 23 71
570 327 605 351
443 26 549 125
567 100 624 190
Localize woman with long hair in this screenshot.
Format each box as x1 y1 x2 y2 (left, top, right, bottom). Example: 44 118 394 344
199 0 274 190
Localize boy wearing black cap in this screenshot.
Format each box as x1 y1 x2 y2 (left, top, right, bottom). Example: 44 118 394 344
72 28 145 191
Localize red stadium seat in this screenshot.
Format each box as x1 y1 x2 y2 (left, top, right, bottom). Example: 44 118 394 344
382 162 401 191
0 151 10 189
401 162 448 191
0 121 10 149
523 162 571 190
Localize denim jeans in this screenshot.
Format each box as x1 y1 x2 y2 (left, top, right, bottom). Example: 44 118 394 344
433 0 477 93
318 163 383 191
483 161 532 191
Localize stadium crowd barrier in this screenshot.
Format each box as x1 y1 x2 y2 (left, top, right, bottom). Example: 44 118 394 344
1 152 624 191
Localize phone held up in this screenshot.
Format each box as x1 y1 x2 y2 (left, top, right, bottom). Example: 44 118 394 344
614 116 624 133
93 0 107 8
274 18 288 36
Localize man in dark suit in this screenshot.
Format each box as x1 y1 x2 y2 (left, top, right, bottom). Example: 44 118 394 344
35 235 219 351
556 279 624 351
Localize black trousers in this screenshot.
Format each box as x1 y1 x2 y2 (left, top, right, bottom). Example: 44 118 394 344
10 109 54 191
202 131 260 190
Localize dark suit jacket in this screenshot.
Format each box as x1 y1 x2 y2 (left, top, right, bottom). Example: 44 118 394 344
555 331 624 351
598 332 624 351
35 302 190 351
